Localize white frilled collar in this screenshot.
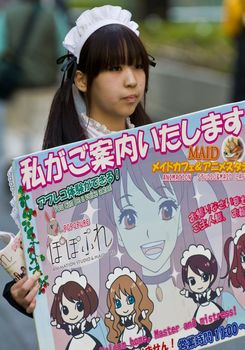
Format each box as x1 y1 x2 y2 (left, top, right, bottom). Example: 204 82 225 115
78 113 135 139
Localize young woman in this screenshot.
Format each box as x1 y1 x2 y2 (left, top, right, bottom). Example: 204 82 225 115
3 4 155 315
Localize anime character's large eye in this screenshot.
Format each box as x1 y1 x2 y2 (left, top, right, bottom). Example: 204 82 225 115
188 277 196 286
114 299 122 309
159 199 178 221
202 273 209 282
119 209 137 230
76 301 84 312
61 305 69 315
127 295 135 305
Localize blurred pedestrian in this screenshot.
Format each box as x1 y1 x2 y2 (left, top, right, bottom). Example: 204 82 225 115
223 0 245 101
0 0 68 190
0 1 68 349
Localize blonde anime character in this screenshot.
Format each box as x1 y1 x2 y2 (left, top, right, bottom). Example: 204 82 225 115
105 267 153 349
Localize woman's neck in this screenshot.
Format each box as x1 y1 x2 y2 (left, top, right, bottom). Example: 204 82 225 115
142 258 171 278
89 113 127 132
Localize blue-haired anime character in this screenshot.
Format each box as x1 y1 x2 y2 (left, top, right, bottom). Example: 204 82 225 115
72 147 232 332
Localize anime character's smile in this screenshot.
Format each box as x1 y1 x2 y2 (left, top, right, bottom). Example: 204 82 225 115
140 240 165 260
114 178 181 273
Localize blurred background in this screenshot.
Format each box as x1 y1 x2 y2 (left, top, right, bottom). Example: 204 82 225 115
0 0 244 349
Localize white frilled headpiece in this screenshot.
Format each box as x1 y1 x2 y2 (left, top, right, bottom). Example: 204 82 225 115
63 5 139 62
52 270 87 294
234 224 245 245
106 267 137 290
181 245 212 266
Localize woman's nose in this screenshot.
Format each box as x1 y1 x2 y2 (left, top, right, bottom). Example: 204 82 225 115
124 67 137 87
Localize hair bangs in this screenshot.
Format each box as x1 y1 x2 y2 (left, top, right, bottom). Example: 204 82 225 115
80 24 149 80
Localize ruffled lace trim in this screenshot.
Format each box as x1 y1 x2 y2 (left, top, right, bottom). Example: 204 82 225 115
79 113 135 134
7 167 20 229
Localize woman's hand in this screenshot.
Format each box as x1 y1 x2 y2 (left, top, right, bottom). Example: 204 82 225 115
10 272 40 314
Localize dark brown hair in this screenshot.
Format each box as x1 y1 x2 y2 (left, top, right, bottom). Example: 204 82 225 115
223 234 245 290
43 24 152 150
50 281 98 325
182 253 218 289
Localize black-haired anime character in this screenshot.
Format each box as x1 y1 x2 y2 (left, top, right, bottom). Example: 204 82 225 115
180 245 224 332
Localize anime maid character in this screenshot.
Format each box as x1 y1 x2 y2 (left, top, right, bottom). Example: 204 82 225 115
223 224 245 291
105 267 153 350
72 147 231 331
180 245 224 332
50 270 102 350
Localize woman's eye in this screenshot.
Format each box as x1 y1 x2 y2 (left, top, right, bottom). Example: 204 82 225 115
202 273 209 282
159 199 178 221
114 299 122 309
76 301 84 312
62 305 69 315
127 295 135 305
119 209 137 230
188 278 196 286
109 66 122 72
135 63 144 69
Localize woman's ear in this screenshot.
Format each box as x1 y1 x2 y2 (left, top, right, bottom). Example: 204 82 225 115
74 70 87 92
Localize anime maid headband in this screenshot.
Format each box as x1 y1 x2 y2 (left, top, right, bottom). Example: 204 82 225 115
181 245 212 266
234 224 245 245
52 270 87 294
106 267 136 289
63 5 139 62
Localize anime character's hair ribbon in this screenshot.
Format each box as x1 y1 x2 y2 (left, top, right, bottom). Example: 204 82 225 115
106 267 136 289
63 5 139 62
181 245 212 266
234 223 245 245
52 270 87 294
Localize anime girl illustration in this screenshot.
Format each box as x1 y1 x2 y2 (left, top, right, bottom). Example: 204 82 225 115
105 267 153 349
180 245 224 332
72 147 231 331
223 224 245 291
50 270 102 350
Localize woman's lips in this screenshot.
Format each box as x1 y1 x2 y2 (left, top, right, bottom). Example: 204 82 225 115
123 95 138 103
140 240 165 260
